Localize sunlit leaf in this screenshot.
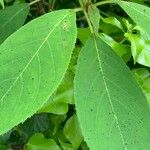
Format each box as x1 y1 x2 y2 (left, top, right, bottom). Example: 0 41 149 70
25 133 61 150
0 9 77 135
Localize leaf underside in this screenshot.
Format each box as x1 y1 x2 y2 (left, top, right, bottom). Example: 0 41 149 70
0 9 77 135
75 36 150 150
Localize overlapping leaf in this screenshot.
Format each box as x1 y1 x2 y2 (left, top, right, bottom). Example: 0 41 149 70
0 3 29 44
118 1 150 36
75 36 150 149
0 9 77 135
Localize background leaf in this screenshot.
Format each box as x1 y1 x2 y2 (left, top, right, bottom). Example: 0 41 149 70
25 133 61 150
118 1 150 36
0 9 77 135
132 68 150 105
88 4 100 33
0 3 30 44
0 0 4 9
63 114 83 149
75 36 150 149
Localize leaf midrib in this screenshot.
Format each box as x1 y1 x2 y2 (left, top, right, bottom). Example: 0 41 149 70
94 37 128 150
0 12 69 103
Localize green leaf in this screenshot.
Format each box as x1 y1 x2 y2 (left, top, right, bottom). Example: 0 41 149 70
25 133 61 150
132 68 150 105
75 36 150 149
125 31 150 67
118 1 150 36
101 17 124 31
99 33 131 62
0 9 77 135
125 32 145 63
0 3 29 44
88 4 100 33
77 28 90 44
39 101 69 115
64 114 83 149
59 140 74 150
0 0 4 9
39 70 74 114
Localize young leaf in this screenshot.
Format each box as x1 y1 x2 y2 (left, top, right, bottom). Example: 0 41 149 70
63 114 83 149
25 133 61 150
118 1 150 36
88 4 100 33
132 68 150 105
101 17 124 31
0 9 77 135
125 32 145 63
0 3 29 44
75 36 150 149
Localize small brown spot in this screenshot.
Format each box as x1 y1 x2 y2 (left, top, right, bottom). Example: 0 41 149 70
62 20 71 32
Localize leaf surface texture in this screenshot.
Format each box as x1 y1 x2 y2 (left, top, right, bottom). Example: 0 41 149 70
75 36 150 150
0 9 77 135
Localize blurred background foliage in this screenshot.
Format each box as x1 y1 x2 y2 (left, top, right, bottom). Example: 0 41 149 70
0 0 150 149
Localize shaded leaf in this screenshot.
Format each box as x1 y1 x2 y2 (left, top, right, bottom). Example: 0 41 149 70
0 9 77 135
64 114 83 149
77 28 90 44
132 68 150 105
0 3 29 44
75 36 150 149
101 17 124 31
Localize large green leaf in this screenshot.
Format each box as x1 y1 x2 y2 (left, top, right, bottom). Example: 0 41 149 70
75 36 150 149
118 1 150 36
0 9 77 135
0 3 29 44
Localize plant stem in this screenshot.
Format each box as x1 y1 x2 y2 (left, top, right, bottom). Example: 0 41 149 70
84 11 94 33
75 0 117 12
74 7 84 12
78 0 94 34
29 0 41 5
95 0 117 7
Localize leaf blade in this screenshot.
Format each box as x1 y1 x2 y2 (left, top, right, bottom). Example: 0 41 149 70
75 36 150 149
0 9 77 135
0 3 30 44
118 1 150 36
